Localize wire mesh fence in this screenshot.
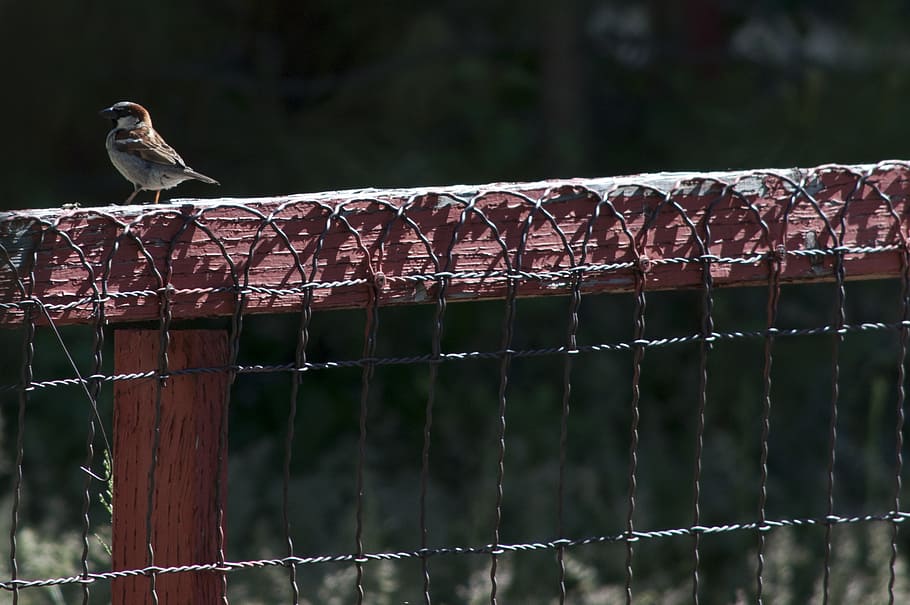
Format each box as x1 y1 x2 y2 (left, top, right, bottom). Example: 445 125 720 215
2 162 910 603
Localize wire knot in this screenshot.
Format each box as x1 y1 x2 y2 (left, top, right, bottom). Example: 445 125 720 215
769 244 787 262
636 255 652 274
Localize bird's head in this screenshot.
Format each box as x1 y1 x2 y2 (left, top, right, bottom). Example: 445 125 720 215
99 101 151 130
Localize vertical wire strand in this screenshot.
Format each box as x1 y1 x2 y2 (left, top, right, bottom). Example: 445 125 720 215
238 209 313 605
355 278 381 604
10 303 34 605
218 283 246 605
756 246 783 604
692 325 710 604
821 173 857 604
7 234 41 605
625 264 647 605
889 244 910 604
273 201 335 604
284 291 312 605
556 273 582 604
420 273 447 605
822 247 847 605
146 282 173 605
148 212 194 605
79 294 106 605
30 216 110 605
490 276 517 605
692 235 715 605
198 208 253 605
575 191 653 605
489 195 539 605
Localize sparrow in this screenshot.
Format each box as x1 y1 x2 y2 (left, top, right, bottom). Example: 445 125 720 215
100 101 219 204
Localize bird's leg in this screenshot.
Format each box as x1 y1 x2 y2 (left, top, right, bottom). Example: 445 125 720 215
123 185 141 205
153 190 161 204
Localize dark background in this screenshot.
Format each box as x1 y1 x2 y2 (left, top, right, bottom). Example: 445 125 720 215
5 1 910 210
3 1 910 603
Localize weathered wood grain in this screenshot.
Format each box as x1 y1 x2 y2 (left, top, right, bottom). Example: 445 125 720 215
2 163 909 326
112 330 228 604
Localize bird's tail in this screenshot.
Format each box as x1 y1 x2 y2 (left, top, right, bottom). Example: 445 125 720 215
186 169 220 185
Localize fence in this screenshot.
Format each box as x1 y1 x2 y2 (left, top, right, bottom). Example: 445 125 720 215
1 161 910 603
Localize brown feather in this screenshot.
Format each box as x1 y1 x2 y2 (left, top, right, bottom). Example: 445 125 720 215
113 127 185 167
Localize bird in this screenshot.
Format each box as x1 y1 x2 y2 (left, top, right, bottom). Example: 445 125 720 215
100 101 219 204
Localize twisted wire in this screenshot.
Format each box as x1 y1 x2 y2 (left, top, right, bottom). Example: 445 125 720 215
8 319 910 395
2 509 907 593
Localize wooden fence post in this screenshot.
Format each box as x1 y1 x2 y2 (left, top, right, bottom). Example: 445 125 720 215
111 329 228 604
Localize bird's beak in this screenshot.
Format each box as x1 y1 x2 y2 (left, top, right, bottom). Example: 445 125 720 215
99 106 117 120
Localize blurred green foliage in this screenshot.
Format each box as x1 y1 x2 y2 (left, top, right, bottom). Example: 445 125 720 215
4 0 910 602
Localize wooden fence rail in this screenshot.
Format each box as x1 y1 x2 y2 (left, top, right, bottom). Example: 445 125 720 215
2 163 909 327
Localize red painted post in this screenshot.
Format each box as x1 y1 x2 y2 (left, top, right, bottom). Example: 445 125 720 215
112 329 228 604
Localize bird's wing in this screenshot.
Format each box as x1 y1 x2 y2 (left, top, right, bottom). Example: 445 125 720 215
113 127 186 167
